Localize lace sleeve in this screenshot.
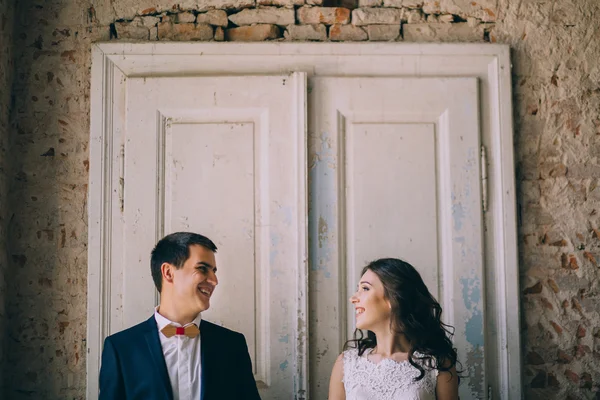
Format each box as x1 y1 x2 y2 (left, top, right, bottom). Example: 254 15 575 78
341 349 357 385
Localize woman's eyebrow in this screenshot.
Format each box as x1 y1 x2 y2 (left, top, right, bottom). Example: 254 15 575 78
359 281 372 286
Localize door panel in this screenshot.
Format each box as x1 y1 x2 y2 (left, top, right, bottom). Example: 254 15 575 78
346 123 439 292
308 77 485 399
122 74 307 399
116 73 484 399
165 121 256 360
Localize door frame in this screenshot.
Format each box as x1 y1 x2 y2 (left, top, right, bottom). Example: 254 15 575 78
88 42 521 399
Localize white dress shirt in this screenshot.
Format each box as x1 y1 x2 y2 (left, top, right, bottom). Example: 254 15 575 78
154 307 202 400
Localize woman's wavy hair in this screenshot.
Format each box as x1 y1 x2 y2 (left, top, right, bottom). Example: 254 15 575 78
345 258 461 381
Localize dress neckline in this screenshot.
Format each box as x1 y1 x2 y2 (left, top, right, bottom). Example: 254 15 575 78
359 348 416 367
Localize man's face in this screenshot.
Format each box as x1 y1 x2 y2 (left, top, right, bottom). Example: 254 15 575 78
171 244 218 316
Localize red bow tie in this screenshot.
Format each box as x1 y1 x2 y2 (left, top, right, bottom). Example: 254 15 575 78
161 324 200 338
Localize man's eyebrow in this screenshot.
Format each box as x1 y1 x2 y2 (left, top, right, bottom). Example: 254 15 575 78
196 261 217 272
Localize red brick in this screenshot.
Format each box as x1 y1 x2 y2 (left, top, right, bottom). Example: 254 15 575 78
352 8 403 26
329 24 368 41
561 253 579 270
214 27 224 41
572 298 583 313
575 344 591 358
526 351 545 365
366 24 400 41
550 321 563 335
540 297 554 310
557 349 573 363
141 7 157 14
581 372 592 389
565 369 579 384
561 253 569 268
285 24 327 41
548 373 559 388
225 25 281 41
524 281 543 295
297 6 351 25
530 370 546 388
158 22 213 41
584 251 597 266
228 8 294 26
547 279 560 293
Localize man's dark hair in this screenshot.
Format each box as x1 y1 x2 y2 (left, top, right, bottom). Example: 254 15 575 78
150 232 217 292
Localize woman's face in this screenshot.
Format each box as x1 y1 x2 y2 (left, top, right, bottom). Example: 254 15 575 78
350 269 392 331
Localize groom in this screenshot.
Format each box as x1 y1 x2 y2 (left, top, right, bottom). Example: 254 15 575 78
99 232 261 400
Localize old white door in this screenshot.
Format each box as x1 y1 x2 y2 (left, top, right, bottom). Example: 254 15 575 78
90 43 521 400
308 77 485 399
120 73 308 399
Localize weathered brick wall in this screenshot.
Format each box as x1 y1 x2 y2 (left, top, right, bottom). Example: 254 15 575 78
0 0 15 396
494 2 600 398
4 0 600 399
96 0 495 42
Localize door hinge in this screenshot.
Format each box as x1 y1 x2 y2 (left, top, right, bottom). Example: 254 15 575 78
119 143 125 213
481 145 488 213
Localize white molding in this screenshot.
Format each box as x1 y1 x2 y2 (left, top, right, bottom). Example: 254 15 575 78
88 42 521 400
293 71 309 399
88 47 130 400
87 47 111 400
336 110 349 349
495 48 523 397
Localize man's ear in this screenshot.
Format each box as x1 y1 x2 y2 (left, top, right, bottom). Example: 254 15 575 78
161 262 175 285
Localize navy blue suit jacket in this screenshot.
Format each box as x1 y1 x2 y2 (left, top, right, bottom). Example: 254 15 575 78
99 316 261 400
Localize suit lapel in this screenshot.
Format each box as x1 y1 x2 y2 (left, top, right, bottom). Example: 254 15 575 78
200 320 215 400
144 316 174 400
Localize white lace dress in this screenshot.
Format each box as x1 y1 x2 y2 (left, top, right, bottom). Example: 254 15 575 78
342 348 438 400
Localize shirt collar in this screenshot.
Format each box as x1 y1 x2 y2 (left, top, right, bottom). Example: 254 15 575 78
154 306 202 330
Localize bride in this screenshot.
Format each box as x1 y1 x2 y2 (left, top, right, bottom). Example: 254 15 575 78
329 258 460 400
